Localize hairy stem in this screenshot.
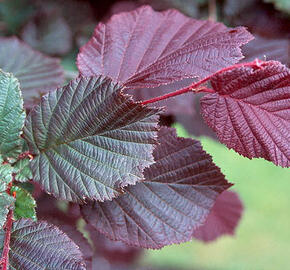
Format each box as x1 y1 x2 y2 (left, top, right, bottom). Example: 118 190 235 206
141 59 265 105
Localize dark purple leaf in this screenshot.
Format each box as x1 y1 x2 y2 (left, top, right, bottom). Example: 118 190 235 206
243 35 290 67
0 219 86 270
23 75 161 202
87 224 141 264
81 127 232 249
0 37 64 108
77 5 253 89
193 191 243 242
201 60 290 167
175 94 217 139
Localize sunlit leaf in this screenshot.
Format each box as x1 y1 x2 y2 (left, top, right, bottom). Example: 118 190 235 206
77 5 253 89
201 61 290 167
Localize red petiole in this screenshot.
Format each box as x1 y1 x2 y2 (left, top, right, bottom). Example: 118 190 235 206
141 59 265 105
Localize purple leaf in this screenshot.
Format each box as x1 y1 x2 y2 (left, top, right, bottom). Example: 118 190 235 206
81 127 232 249
23 75 161 202
0 219 86 270
193 191 243 242
201 60 290 167
86 224 141 264
36 193 93 262
77 5 253 89
175 94 217 139
0 37 64 108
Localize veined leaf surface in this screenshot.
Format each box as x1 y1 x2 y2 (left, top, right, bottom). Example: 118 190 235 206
24 75 161 202
77 5 253 89
201 61 290 167
0 219 86 270
81 127 231 249
0 70 25 159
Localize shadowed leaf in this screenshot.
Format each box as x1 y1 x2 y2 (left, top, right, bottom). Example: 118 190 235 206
0 37 64 108
22 12 73 56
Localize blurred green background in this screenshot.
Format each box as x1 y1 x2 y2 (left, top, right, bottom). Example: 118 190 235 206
142 124 290 270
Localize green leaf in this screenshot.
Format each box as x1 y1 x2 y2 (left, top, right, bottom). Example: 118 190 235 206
13 158 32 182
0 70 25 160
23 76 161 202
11 186 36 221
0 159 15 229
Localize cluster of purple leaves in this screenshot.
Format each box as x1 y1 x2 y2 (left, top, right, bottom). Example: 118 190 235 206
0 2 289 270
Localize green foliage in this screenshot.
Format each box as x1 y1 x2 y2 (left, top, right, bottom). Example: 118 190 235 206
0 158 15 229
0 70 25 160
11 186 36 221
13 158 32 182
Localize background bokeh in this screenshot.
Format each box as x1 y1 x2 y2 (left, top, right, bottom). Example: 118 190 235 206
142 124 290 270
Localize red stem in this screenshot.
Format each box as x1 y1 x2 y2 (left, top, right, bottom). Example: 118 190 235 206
0 186 16 270
0 209 13 270
141 59 265 105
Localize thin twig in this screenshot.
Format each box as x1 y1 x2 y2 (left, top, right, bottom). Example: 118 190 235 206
141 59 265 105
208 0 217 21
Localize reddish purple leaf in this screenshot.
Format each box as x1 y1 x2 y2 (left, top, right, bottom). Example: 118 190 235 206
0 37 64 108
77 5 253 89
193 191 243 242
81 127 232 249
201 61 290 167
